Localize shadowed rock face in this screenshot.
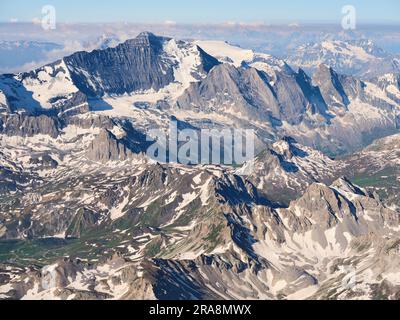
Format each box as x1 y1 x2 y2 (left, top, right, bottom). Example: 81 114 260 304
86 129 143 163
64 32 174 97
64 32 220 97
0 113 60 138
312 64 351 112
0 166 37 195
86 129 128 162
313 64 398 114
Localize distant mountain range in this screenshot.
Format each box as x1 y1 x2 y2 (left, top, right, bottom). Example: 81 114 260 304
286 39 400 79
0 32 399 300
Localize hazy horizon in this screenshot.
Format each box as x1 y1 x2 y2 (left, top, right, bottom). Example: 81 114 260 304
1 0 399 24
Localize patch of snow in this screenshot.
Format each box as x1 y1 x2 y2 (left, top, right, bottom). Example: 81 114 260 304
21 60 79 109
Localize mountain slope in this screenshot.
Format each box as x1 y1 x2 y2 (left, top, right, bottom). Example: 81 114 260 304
0 32 220 115
237 137 343 205
1 176 399 300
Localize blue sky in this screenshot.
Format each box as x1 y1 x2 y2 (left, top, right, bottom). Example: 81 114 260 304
0 0 399 24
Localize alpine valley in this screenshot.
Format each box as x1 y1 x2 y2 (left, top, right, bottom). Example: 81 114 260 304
0 32 399 300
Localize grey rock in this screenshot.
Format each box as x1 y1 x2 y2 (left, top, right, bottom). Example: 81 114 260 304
312 64 350 112
177 63 329 125
86 129 140 162
0 113 60 138
64 32 220 97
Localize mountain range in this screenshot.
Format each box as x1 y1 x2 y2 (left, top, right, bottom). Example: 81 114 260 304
286 39 400 79
0 32 399 300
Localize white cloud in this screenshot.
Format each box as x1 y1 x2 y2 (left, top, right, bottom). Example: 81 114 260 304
222 21 267 28
32 17 41 25
164 20 177 26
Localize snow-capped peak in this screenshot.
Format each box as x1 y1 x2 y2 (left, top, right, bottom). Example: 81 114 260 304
195 40 290 76
287 39 400 79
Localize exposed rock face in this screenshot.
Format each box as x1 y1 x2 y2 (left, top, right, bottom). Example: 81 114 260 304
239 137 343 205
53 91 89 117
313 64 398 113
178 64 278 120
0 166 36 195
0 90 10 112
281 177 400 247
64 114 115 130
373 73 400 104
312 64 351 112
64 32 220 97
85 124 149 163
29 154 58 169
273 68 329 123
177 63 329 125
0 113 60 138
86 129 137 162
